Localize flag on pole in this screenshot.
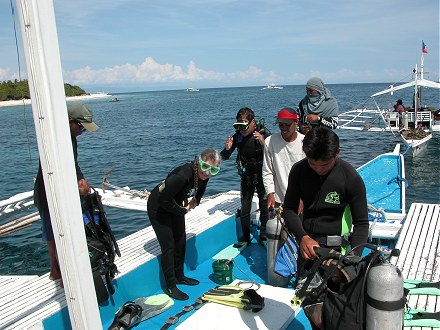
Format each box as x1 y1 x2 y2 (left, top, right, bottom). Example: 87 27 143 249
422 40 428 53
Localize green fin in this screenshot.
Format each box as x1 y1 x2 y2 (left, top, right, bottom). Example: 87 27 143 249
108 294 173 330
404 309 440 328
135 294 174 321
201 285 264 312
213 243 246 260
404 279 440 296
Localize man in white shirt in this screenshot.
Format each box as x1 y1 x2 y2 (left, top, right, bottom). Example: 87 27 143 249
263 107 306 210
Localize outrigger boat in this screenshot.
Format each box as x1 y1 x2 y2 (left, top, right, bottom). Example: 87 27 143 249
338 50 439 158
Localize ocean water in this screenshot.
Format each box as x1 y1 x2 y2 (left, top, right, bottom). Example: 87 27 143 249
0 83 439 275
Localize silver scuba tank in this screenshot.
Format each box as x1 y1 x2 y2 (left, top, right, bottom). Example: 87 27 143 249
266 211 290 287
366 261 404 330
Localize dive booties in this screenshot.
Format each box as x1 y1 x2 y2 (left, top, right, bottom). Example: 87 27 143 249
166 286 189 301
201 285 265 312
177 275 200 286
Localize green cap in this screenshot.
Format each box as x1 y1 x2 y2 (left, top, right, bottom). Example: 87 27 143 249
67 104 99 132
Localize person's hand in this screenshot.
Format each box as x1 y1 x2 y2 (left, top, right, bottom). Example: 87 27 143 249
299 124 311 135
78 178 91 196
300 235 320 260
298 199 304 215
186 197 198 210
306 114 320 123
267 193 276 210
253 131 264 145
225 136 233 150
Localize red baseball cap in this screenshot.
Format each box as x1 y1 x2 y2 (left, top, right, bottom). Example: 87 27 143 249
276 107 299 123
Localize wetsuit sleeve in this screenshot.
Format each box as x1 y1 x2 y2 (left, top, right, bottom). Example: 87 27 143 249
195 180 208 205
158 173 188 216
72 136 84 181
220 134 237 160
297 102 305 125
262 137 275 195
282 165 308 239
347 172 369 254
319 116 339 130
319 98 339 129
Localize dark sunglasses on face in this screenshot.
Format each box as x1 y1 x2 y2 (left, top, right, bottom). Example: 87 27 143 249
75 121 86 132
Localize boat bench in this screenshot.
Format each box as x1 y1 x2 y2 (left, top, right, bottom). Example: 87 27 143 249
0 191 243 329
391 203 440 330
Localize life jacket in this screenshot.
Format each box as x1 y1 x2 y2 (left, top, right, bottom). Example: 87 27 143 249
81 189 121 304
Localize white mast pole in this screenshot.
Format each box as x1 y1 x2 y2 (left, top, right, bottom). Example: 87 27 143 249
16 0 101 328
414 64 419 128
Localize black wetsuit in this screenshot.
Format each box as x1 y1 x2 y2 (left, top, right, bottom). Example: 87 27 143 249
147 162 207 288
283 158 369 253
221 130 270 241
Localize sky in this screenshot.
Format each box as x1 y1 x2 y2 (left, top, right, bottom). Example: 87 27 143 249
0 0 439 93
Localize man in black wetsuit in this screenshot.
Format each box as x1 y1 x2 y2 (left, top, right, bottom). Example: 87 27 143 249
147 148 221 301
221 107 271 246
283 127 368 259
34 104 99 283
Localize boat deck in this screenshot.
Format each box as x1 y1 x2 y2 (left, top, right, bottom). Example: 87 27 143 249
391 203 440 330
1 200 438 329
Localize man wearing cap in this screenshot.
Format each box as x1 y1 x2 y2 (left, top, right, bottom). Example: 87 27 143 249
33 104 99 282
262 107 306 210
298 77 339 135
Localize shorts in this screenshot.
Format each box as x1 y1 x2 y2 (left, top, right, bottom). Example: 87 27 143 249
40 211 54 241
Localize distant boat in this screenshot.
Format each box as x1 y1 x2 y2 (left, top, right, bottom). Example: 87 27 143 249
185 87 200 92
261 83 283 90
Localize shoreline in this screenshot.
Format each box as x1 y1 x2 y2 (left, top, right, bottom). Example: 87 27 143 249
0 93 113 108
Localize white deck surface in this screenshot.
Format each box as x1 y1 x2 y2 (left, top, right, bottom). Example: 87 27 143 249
177 280 301 330
391 203 440 330
0 191 243 330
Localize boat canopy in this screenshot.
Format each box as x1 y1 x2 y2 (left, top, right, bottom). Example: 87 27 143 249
371 79 440 97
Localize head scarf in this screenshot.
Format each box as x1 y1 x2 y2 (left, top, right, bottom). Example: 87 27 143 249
301 77 339 118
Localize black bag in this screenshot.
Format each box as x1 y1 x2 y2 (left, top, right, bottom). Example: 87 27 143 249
82 189 120 304
297 247 380 330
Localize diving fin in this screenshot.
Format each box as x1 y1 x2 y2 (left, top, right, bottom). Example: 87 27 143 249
404 309 440 328
201 285 264 312
404 279 440 296
108 294 174 330
213 243 246 260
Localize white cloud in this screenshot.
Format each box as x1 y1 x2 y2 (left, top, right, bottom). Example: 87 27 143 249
0 68 21 82
63 57 267 85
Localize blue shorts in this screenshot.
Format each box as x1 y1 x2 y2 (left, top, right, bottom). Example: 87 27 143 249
40 212 54 241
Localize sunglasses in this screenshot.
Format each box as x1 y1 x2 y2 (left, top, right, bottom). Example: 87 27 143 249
233 120 250 131
75 121 86 133
199 159 220 176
